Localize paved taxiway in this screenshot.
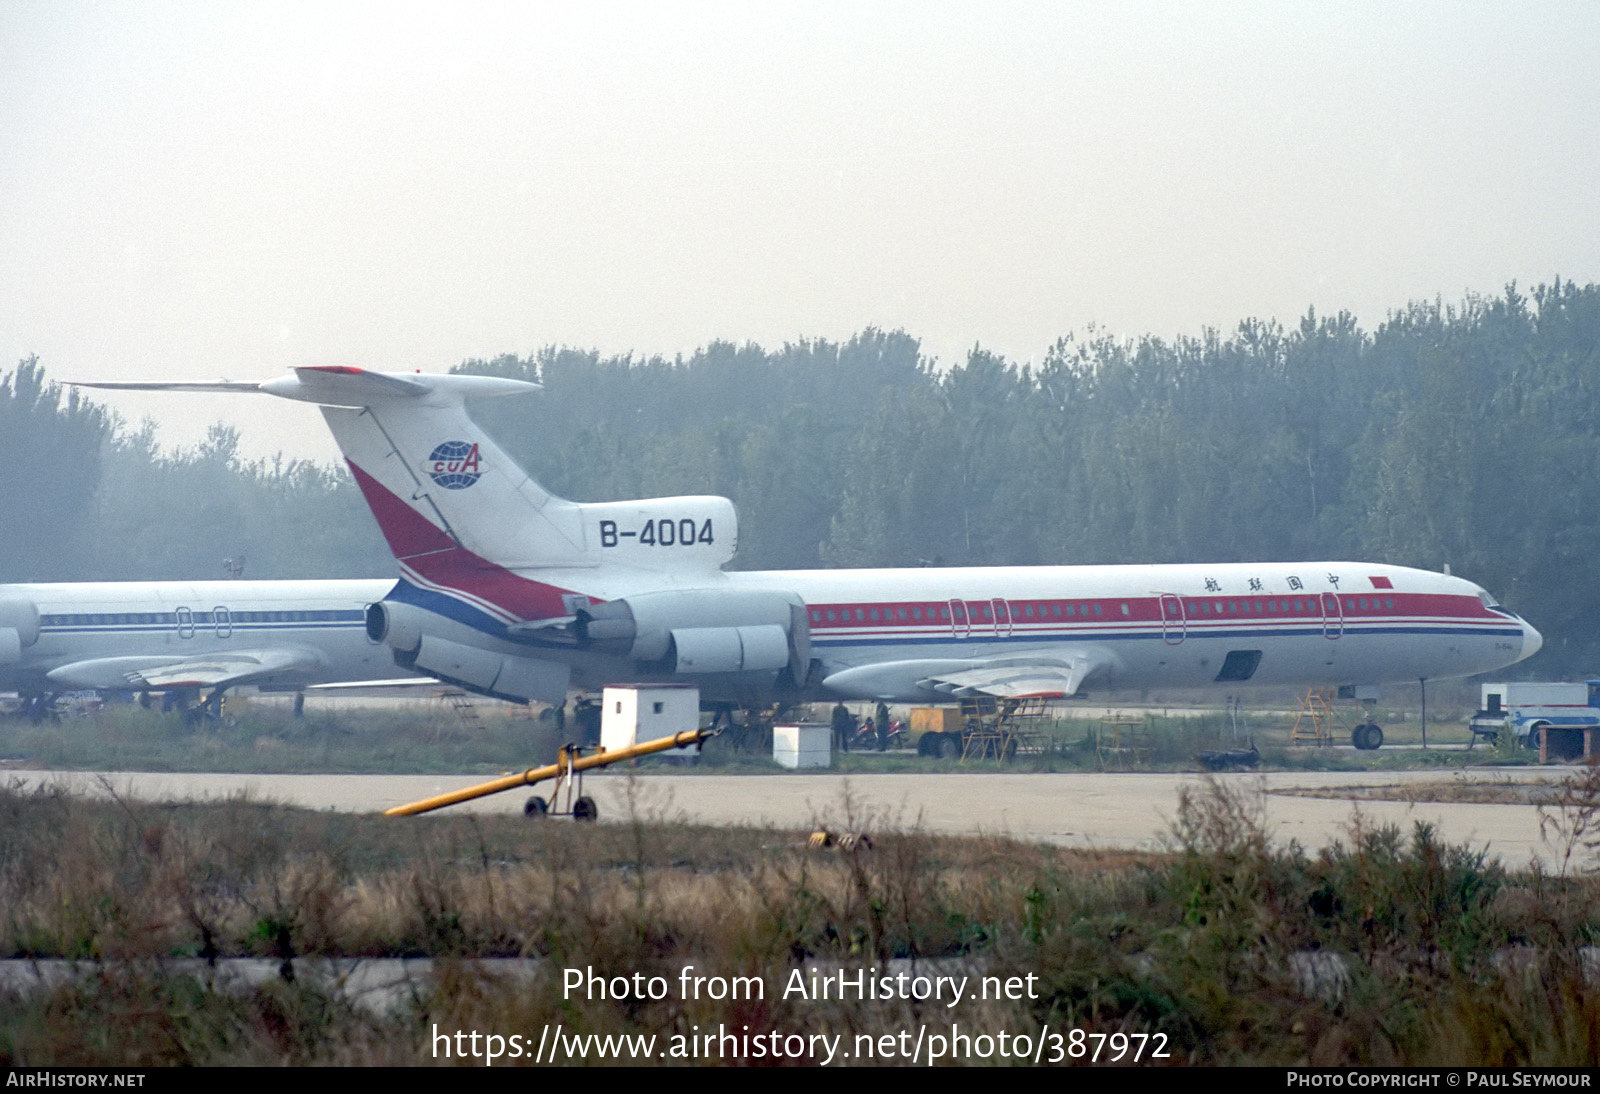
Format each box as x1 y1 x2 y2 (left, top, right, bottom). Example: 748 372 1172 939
1 766 1577 869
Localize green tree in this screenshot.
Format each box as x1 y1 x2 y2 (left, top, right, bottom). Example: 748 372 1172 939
0 357 112 580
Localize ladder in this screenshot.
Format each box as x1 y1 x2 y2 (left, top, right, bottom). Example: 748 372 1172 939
1289 687 1344 746
958 696 1050 761
438 688 482 734
1095 713 1148 769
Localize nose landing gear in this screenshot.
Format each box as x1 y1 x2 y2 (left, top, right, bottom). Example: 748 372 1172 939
1291 688 1386 750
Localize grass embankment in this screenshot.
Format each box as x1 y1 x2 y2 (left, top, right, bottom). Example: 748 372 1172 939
0 702 562 775
0 702 1539 776
1 774 1598 1066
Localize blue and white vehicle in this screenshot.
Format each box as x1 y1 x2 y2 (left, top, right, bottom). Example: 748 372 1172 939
1469 681 1600 748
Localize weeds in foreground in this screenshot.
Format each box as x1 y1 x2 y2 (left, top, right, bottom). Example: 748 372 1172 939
1538 760 1600 879
0 779 1596 1065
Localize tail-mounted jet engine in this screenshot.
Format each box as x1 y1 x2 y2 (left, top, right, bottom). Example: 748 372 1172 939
365 587 813 690
577 589 810 678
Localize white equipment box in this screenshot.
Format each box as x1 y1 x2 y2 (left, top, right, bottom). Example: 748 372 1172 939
600 684 699 752
772 722 831 769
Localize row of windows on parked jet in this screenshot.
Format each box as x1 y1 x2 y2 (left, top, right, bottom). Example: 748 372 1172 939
809 596 1402 626
1184 598 1398 615
811 603 1117 625
42 610 363 626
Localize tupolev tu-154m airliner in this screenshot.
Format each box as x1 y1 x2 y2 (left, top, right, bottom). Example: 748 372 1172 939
74 367 1543 748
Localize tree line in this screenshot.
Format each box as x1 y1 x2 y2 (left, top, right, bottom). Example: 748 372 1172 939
4 279 1596 672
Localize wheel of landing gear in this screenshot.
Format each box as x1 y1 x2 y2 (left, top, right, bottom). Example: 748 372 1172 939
1351 723 1383 751
573 796 599 822
937 734 960 760
524 795 549 818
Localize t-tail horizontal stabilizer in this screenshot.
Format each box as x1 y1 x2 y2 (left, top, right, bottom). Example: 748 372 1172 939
71 368 741 583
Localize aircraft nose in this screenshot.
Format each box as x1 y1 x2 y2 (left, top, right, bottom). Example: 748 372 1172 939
1521 618 1544 660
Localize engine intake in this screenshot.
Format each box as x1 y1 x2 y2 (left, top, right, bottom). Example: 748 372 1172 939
366 600 428 652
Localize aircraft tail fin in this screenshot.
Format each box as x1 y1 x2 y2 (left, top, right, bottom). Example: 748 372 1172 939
74 368 738 610
277 368 588 571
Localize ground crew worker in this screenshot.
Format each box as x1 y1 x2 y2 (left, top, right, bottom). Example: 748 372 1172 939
831 701 854 753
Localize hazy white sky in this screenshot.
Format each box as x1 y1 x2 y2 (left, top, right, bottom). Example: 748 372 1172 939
3 1 1597 463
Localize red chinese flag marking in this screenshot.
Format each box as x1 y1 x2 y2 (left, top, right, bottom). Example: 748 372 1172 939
1368 576 1394 589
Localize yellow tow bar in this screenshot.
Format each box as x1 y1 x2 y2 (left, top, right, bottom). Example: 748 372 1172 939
385 728 714 817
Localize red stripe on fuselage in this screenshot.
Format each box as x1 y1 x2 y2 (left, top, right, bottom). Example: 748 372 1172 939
804 592 1500 629
346 459 583 621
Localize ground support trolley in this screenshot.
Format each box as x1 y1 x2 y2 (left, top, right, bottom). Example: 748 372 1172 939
385 728 717 819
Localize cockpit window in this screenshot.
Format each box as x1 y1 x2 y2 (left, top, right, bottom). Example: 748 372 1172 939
1477 589 1501 610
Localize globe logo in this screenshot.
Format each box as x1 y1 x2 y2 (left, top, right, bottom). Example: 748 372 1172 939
424 440 485 489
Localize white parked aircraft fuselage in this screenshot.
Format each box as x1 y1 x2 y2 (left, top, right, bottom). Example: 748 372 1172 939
0 579 406 696
386 558 1533 704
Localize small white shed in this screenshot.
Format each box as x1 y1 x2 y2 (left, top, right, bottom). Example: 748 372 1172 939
600 684 700 752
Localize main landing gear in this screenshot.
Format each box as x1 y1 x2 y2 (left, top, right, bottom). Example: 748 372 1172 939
1350 722 1384 751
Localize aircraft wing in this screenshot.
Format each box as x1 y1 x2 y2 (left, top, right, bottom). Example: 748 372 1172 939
300 678 454 695
46 647 326 691
822 648 1111 701
917 654 1105 699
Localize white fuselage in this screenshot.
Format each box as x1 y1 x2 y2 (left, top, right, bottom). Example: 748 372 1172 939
389 557 1539 703
746 561 1534 698
0 579 407 695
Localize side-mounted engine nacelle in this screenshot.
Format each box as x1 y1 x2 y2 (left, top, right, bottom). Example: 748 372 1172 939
365 599 569 703
366 600 428 659
577 588 809 676
0 598 40 666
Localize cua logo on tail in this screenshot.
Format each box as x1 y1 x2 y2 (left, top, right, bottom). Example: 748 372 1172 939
424 441 484 489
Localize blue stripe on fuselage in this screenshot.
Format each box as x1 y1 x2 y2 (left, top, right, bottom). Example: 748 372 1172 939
386 579 571 649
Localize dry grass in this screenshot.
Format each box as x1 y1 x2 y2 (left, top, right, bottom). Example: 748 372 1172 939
1 776 1598 1066
1271 776 1566 806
